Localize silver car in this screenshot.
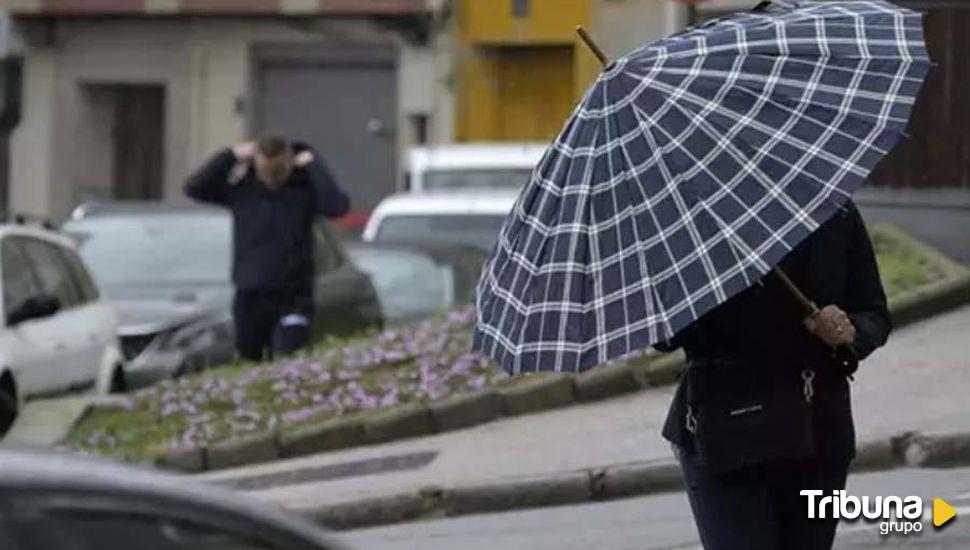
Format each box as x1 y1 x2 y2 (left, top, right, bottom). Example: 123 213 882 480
64 202 382 388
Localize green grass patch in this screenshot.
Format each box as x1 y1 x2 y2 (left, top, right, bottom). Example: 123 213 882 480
871 229 945 298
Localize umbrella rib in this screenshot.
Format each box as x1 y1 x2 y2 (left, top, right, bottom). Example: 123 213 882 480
610 110 668 345
600 77 633 361
626 103 705 327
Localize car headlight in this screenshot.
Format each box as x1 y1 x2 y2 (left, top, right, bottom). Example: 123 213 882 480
158 315 233 352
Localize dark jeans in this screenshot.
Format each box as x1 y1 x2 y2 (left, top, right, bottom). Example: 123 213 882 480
676 445 849 550
233 289 313 362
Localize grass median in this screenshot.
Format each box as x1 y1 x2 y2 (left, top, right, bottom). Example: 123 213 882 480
67 226 944 463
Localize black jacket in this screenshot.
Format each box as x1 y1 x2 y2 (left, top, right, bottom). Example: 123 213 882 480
658 202 891 466
184 143 350 292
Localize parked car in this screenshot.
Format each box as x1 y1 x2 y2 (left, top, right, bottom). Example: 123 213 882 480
64 202 382 388
0 220 125 435
0 449 350 550
361 190 518 253
344 241 487 324
403 142 545 192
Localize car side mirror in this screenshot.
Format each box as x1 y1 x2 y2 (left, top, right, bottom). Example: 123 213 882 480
7 294 61 326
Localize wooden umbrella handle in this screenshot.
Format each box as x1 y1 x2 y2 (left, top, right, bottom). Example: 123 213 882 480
772 265 819 316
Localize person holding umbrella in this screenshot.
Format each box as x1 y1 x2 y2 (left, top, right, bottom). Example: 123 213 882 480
654 200 890 549
473 1 930 548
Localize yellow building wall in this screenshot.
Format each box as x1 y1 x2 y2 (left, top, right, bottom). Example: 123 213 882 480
456 0 601 142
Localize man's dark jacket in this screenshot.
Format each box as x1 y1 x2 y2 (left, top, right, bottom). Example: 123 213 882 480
184 143 350 293
658 202 891 467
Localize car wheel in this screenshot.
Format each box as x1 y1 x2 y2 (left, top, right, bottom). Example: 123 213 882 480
109 367 127 394
0 382 18 437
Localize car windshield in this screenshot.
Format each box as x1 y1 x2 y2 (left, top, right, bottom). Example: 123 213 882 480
422 168 533 190
374 214 507 252
347 246 453 318
65 214 231 287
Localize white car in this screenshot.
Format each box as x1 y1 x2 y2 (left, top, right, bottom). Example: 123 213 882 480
404 142 546 192
362 190 519 253
0 222 124 434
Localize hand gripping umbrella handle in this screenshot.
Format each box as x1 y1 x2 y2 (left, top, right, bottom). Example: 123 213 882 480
772 266 859 367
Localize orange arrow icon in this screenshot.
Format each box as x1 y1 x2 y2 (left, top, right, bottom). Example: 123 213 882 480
933 498 957 527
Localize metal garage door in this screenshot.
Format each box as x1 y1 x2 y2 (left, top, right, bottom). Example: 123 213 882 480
254 45 398 216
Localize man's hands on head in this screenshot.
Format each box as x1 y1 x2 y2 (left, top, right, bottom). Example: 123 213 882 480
804 305 856 347
293 150 314 168
233 142 257 162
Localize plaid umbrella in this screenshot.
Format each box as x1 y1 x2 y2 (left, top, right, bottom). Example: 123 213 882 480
473 0 931 375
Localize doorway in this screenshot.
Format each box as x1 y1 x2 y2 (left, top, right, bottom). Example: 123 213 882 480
76 84 165 203
254 45 398 215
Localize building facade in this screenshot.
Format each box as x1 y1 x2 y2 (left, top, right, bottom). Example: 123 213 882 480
4 0 687 222
5 0 450 220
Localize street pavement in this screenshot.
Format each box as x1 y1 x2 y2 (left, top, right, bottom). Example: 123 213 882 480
200 305 970 515
2 394 102 448
343 466 970 550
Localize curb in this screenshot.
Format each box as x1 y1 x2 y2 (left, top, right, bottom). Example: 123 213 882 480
78 226 967 473
294 431 970 531
150 351 688 473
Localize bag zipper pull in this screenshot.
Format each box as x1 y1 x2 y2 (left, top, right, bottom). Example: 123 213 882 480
801 368 815 405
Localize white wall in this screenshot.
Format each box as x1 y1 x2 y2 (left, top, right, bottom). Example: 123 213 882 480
9 46 54 217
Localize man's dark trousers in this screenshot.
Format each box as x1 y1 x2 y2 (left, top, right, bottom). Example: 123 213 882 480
233 289 313 362
677 445 849 550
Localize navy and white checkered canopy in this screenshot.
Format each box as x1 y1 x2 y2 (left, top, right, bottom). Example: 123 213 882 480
473 0 931 375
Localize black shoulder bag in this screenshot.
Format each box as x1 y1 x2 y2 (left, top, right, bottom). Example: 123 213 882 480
683 355 816 474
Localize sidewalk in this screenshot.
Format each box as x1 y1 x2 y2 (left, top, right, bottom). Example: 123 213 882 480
199 305 970 521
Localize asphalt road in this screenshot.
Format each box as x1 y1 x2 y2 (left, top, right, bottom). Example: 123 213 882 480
343 467 970 550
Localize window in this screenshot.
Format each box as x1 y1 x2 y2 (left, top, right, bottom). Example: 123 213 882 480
313 222 345 274
66 214 231 287
1 238 41 321
58 247 100 304
375 214 507 252
18 238 81 309
423 168 533 190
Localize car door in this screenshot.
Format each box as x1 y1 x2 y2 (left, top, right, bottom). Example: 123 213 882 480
312 222 382 338
50 243 116 385
0 237 73 397
16 237 96 389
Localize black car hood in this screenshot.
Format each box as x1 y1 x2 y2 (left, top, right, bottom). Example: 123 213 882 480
105 282 232 336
